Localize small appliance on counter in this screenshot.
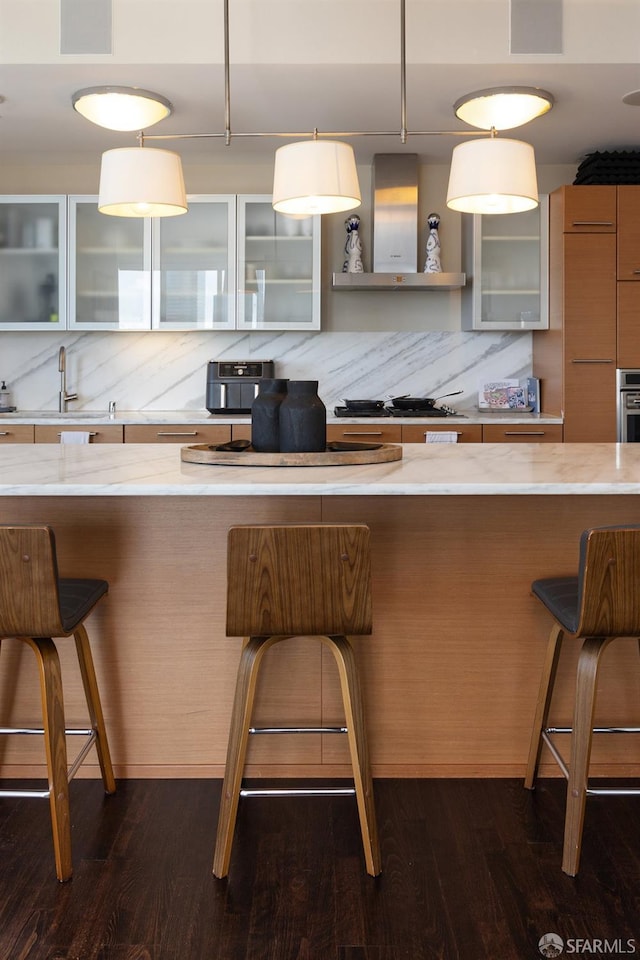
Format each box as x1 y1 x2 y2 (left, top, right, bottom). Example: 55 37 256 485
206 360 275 414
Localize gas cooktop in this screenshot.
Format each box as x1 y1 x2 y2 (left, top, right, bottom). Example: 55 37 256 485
333 406 460 418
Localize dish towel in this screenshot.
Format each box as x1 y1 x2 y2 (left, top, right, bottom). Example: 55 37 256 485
425 431 458 443
60 431 91 444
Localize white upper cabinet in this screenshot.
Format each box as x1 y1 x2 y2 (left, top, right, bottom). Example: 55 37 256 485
69 195 236 331
237 196 321 331
0 196 67 331
461 196 549 331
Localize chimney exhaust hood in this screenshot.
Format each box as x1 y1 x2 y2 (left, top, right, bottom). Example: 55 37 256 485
332 154 466 291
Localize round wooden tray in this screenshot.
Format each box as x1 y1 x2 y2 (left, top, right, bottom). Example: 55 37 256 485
181 443 403 467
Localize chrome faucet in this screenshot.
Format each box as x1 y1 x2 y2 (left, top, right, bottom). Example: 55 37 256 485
58 346 78 412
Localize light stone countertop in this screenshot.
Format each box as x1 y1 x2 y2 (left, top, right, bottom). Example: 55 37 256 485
0 441 638 497
0 409 563 426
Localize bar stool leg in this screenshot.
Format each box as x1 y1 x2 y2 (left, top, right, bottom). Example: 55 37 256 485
525 623 564 789
562 635 612 876
213 635 278 879
73 624 116 794
324 635 381 877
26 636 73 882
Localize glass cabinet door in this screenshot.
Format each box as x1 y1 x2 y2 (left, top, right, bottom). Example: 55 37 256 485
0 196 66 330
69 197 149 330
237 195 320 330
462 195 549 330
151 195 236 330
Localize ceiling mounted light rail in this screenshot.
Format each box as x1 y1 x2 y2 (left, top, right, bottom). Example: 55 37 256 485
75 0 553 219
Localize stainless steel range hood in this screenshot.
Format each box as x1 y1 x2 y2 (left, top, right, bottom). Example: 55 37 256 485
332 153 465 291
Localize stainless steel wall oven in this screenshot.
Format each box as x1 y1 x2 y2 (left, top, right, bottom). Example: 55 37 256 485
617 369 640 441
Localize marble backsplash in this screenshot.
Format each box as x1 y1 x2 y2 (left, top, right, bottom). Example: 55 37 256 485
1 329 532 413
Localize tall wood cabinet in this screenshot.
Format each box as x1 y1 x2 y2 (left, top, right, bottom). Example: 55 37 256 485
616 187 640 366
533 185 618 442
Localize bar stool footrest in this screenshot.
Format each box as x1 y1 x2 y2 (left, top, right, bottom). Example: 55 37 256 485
240 786 356 798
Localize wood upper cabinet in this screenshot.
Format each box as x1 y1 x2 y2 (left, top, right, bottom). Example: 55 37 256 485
617 187 640 280
560 185 616 233
533 185 618 442
617 282 640 367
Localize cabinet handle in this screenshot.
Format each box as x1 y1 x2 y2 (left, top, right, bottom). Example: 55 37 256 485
342 430 384 436
156 431 199 437
502 431 547 437
570 358 613 364
0 431 10 436
571 220 614 226
423 431 464 437
633 270 640 275
56 431 97 437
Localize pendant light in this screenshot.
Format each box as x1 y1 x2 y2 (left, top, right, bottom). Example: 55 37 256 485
98 146 188 217
446 137 538 215
272 140 361 216
72 86 173 132
74 0 553 219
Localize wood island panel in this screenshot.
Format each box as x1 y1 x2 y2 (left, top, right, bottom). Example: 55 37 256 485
1 492 639 781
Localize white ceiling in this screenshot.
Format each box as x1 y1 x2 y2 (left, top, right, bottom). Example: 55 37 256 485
1 59 640 173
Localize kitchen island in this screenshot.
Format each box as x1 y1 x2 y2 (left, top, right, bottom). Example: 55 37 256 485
1 442 639 782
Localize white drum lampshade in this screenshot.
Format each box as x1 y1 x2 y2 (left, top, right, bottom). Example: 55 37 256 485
272 140 361 215
446 138 539 215
98 147 188 217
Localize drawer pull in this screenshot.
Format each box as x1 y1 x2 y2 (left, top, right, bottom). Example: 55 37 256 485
342 430 384 437
424 431 463 437
571 220 614 226
57 431 97 437
633 270 640 275
0 431 10 436
570 358 613 364
503 431 546 437
156 431 199 437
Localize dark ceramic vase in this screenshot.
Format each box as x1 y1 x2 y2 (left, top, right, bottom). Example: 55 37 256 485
279 380 327 453
251 378 289 452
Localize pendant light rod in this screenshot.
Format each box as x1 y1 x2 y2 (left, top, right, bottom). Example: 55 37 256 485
137 0 493 148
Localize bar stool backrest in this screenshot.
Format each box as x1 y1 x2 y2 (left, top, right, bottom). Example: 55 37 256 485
0 524 65 638
226 523 373 638
576 525 640 637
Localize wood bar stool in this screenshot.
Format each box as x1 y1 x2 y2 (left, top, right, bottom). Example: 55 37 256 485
0 524 115 881
213 523 381 879
525 525 640 876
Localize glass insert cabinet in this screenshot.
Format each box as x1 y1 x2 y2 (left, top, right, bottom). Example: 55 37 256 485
0 196 66 330
69 195 237 331
461 195 549 330
236 196 320 331
68 194 320 331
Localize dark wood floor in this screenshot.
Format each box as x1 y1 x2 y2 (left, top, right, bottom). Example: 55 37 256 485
0 777 638 960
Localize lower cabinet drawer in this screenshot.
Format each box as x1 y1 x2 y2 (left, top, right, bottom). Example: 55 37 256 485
34 425 124 443
231 424 252 441
327 423 402 443
0 424 34 443
401 424 482 443
482 423 564 443
124 424 231 444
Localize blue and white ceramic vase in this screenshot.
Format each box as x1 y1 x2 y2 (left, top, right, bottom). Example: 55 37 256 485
279 380 326 453
251 378 289 452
